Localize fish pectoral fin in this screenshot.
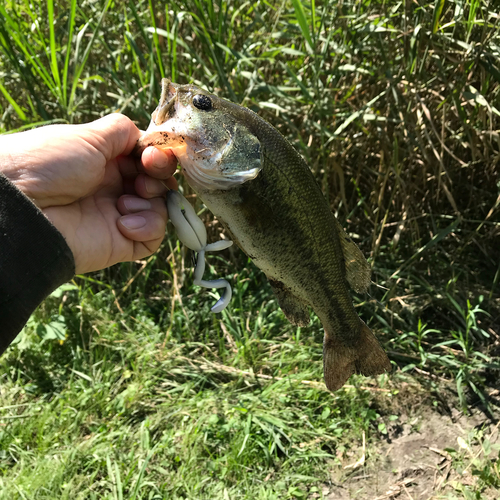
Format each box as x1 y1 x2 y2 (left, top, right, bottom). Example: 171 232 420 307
269 279 310 327
323 322 391 391
333 218 371 293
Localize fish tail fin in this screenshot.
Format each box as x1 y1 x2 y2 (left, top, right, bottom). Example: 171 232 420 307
323 335 357 391
323 321 391 391
354 320 392 376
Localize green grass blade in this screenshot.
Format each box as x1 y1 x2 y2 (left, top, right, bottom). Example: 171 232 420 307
332 89 387 137
130 447 157 499
432 0 446 34
148 0 165 79
466 0 480 41
145 27 189 51
185 10 235 99
127 0 152 52
47 0 62 102
282 62 313 102
311 0 316 33
0 5 56 97
390 217 461 279
124 29 147 91
124 31 147 67
1 119 68 134
115 461 123 500
69 0 112 115
62 0 77 106
291 0 314 52
0 83 26 121
164 6 175 81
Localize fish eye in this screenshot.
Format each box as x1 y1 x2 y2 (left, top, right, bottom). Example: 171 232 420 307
193 94 212 111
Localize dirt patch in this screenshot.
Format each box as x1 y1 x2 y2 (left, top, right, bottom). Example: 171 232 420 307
323 405 499 499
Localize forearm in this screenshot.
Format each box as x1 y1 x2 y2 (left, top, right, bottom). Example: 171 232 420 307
0 174 75 353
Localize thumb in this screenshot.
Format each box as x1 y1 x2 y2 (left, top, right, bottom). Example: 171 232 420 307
81 114 142 161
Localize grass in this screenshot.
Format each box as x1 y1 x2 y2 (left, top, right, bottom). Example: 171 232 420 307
0 0 500 498
0 268 397 499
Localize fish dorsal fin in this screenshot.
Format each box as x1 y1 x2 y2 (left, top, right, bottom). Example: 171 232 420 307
333 218 371 293
268 279 310 327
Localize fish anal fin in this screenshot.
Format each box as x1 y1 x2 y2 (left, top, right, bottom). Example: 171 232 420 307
269 279 310 327
333 218 371 293
323 321 391 391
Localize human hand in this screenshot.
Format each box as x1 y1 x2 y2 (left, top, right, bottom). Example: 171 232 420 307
0 114 177 274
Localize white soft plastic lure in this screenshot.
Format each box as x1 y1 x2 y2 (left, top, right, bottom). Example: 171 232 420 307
166 190 233 313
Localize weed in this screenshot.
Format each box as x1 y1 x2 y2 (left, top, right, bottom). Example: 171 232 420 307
0 0 499 498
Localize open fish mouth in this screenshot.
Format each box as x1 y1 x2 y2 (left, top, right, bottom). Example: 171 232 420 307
151 79 177 126
133 81 186 156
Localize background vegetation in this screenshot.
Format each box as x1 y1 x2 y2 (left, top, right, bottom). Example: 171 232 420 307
0 0 499 498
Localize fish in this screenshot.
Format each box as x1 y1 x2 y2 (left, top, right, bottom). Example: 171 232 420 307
135 79 391 391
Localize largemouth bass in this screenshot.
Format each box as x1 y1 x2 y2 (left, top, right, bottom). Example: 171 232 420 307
136 79 391 391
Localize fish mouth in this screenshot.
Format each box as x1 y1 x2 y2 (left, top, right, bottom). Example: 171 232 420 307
133 80 180 157
152 79 178 125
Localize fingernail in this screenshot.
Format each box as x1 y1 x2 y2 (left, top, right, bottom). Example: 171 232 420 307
121 215 146 230
124 197 151 212
145 176 165 195
151 147 169 168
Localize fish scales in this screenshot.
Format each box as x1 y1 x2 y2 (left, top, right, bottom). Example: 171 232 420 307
136 79 391 391
201 111 358 334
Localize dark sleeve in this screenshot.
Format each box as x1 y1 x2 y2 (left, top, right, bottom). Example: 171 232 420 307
0 174 75 353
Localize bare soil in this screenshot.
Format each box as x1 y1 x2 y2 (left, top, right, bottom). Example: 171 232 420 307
323 388 500 500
